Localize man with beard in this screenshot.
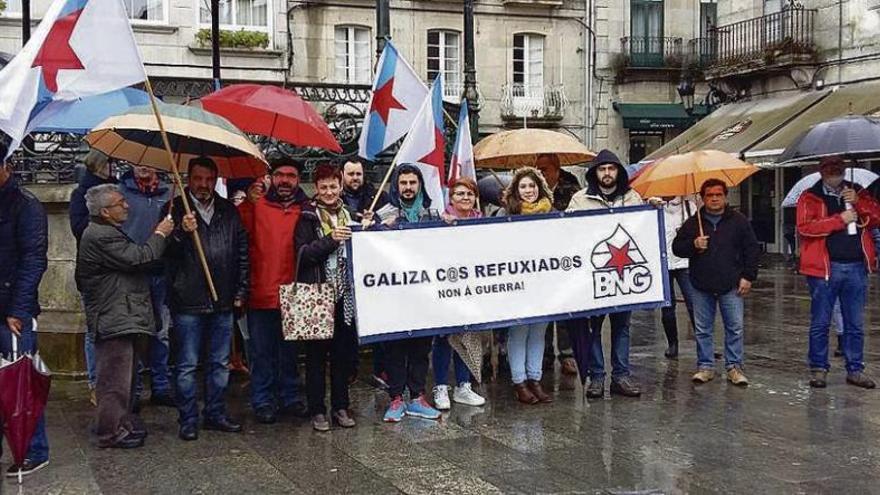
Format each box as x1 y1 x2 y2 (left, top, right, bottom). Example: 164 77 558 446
167 157 248 440
238 158 310 424
567 150 647 399
342 158 389 218
366 164 442 423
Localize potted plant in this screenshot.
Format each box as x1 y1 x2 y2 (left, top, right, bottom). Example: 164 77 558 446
195 28 270 50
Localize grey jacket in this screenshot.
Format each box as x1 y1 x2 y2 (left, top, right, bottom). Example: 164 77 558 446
75 219 168 340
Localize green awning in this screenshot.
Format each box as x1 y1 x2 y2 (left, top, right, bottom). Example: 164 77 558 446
615 103 705 130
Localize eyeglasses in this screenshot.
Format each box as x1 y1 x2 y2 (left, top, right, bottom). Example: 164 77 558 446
106 199 128 209
452 191 475 197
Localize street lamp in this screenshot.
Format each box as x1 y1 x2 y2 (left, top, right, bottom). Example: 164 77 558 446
462 0 480 139
677 78 695 115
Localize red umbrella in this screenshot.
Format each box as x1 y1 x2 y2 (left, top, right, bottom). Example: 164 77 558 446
199 84 343 153
0 336 51 483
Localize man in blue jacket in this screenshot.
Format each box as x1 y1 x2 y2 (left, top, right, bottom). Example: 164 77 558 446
119 165 175 406
0 147 50 477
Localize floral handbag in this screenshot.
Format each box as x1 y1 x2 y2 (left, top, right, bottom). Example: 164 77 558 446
280 248 335 341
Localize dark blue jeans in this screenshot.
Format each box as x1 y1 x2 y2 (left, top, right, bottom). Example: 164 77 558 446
432 336 471 386
247 309 302 410
148 276 171 396
173 312 233 427
588 312 632 380
807 262 868 373
0 318 49 464
692 287 744 370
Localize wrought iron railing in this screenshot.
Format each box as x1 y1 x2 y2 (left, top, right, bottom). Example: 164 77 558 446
500 83 567 121
711 7 816 66
688 37 718 68
621 36 683 68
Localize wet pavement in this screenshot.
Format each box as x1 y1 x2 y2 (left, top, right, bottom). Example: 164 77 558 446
4 265 880 494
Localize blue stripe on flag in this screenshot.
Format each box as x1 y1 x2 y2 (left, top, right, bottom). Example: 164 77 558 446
365 112 388 160
59 0 89 16
431 76 445 131
27 78 55 125
375 44 397 89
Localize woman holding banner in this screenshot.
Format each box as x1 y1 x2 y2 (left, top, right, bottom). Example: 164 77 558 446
432 177 487 409
293 164 359 432
502 167 555 404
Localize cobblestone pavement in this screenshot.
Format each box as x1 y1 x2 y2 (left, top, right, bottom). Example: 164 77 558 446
4 265 880 494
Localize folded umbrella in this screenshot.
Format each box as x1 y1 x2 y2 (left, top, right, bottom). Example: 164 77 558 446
781 169 879 207
0 334 51 484
448 332 484 384
199 84 342 152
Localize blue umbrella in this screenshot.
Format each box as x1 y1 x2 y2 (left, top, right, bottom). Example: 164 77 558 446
29 88 150 135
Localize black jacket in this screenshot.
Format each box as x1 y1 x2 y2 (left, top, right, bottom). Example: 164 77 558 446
293 203 342 284
166 192 249 314
342 182 389 217
0 177 48 321
69 168 115 245
672 207 760 295
76 219 167 340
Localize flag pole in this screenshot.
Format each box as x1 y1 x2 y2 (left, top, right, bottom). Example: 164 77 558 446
366 154 399 214
143 78 219 302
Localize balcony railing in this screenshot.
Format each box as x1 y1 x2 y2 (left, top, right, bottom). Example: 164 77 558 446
688 37 718 68
621 37 683 68
500 83 567 121
712 7 816 67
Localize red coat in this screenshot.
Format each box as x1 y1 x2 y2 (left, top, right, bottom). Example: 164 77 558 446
238 191 308 309
796 184 880 279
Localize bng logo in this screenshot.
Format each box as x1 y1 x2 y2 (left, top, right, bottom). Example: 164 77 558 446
590 225 653 298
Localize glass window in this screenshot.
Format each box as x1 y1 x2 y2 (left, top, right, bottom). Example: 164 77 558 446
512 33 544 97
426 30 461 99
699 0 716 38
335 26 371 84
2 0 22 15
199 0 268 28
124 0 165 22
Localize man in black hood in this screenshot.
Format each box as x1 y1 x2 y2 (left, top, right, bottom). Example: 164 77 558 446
567 149 646 400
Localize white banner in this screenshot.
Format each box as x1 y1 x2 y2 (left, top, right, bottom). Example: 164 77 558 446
349 206 669 343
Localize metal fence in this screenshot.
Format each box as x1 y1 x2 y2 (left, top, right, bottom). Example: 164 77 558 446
621 37 683 68
712 7 816 66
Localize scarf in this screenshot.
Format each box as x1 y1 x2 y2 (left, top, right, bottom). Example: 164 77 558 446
315 199 355 324
399 190 425 223
444 203 482 219
520 197 553 215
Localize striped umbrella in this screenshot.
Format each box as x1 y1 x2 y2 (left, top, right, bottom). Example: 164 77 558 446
85 102 268 178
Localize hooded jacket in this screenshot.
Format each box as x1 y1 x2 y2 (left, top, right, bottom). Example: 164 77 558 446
387 164 434 224
664 196 698 271
118 171 173 245
567 149 643 211
0 177 48 321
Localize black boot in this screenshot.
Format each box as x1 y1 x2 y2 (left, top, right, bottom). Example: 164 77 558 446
835 335 844 357
664 342 679 359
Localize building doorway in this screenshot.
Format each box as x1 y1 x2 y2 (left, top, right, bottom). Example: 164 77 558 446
628 130 665 163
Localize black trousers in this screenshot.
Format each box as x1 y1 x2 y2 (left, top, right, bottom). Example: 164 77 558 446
386 336 432 399
304 303 358 415
95 334 147 447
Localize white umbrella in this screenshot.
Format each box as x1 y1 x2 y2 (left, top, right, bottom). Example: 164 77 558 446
781 169 879 208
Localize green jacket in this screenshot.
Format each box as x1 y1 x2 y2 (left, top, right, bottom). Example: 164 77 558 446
76 218 168 340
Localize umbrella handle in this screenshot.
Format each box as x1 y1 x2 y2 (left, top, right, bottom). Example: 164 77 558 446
11 332 17 360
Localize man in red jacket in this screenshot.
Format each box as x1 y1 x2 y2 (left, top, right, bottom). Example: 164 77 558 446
238 158 310 423
797 157 880 389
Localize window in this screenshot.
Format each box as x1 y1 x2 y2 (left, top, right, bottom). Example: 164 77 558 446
699 0 716 38
512 33 544 98
335 26 371 84
2 0 23 16
427 30 461 100
124 0 166 23
199 0 269 29
630 0 664 58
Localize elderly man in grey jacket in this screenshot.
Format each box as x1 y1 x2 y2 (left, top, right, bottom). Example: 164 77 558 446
76 183 194 448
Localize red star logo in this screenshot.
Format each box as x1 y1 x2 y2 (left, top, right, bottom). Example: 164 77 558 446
419 127 447 184
32 9 85 93
605 241 634 276
370 78 407 124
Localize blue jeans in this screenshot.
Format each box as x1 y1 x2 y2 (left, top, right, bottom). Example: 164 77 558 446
247 309 302 410
0 318 49 464
432 336 471 386
807 262 868 373
173 312 233 427
507 323 546 384
85 328 96 388
661 269 695 344
147 276 171 396
691 287 744 370
588 312 632 380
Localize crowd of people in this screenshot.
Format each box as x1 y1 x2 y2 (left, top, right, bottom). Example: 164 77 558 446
2 141 879 477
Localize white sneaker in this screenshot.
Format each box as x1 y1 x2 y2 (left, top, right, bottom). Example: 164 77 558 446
433 385 451 410
452 382 486 407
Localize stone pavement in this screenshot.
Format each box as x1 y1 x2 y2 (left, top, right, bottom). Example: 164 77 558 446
4 265 880 494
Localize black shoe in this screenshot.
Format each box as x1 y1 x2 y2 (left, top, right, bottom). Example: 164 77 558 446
610 376 642 397
255 406 277 424
809 370 827 388
204 416 243 433
150 393 176 408
101 436 144 449
5 459 49 478
129 427 148 440
178 424 199 441
279 402 309 419
585 378 604 399
664 342 679 359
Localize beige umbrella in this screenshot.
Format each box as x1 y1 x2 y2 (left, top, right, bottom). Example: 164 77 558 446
448 332 485 384
85 103 268 179
474 129 596 169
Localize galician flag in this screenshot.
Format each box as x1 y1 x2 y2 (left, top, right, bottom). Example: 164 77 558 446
448 100 476 182
395 75 447 209
358 41 428 160
0 0 146 156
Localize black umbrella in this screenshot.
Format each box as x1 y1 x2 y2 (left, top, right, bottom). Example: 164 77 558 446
477 172 511 206
778 115 880 165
